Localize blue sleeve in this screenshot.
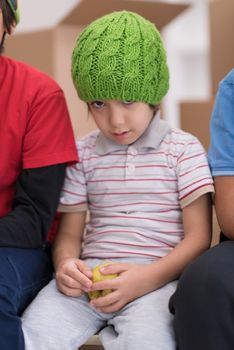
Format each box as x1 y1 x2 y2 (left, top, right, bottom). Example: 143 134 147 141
208 69 234 176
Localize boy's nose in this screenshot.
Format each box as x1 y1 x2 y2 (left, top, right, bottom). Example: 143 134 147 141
109 107 125 127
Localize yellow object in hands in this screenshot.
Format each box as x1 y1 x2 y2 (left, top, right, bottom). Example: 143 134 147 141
88 262 117 300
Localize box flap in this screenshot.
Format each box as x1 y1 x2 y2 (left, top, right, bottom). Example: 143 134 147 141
61 0 189 29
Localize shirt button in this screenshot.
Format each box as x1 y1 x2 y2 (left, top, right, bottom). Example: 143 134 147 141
128 146 138 156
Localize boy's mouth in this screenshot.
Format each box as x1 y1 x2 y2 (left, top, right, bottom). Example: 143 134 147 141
112 130 129 136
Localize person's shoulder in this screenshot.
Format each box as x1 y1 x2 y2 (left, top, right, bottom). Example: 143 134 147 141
22 61 61 91
216 68 234 108
74 129 100 164
220 68 234 86
162 127 205 155
166 127 199 145
76 129 100 151
5 56 62 92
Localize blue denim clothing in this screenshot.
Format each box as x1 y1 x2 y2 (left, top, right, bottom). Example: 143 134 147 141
0 247 53 350
170 241 234 350
208 68 234 176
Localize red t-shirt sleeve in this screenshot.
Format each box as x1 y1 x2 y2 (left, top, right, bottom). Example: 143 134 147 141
22 89 78 169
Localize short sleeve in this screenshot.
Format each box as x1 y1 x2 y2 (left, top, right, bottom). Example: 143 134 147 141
208 69 234 176
176 137 214 208
23 89 77 168
58 142 88 212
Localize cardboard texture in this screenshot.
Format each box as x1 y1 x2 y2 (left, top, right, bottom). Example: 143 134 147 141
209 0 234 95
5 0 188 139
180 99 214 152
6 30 54 76
80 334 103 350
212 210 220 247
61 0 188 29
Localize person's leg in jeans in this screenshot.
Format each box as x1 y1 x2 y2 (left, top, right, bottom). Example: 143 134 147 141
0 247 53 350
169 241 234 350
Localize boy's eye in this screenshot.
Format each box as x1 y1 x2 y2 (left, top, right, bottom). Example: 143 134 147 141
90 101 105 109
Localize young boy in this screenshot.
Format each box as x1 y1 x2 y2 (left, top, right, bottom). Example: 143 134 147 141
22 11 214 350
0 1 77 349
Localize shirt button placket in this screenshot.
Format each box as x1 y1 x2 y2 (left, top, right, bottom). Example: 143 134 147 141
126 146 137 179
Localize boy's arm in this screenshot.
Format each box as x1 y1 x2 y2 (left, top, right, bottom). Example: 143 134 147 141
213 176 234 240
52 211 92 297
147 192 212 288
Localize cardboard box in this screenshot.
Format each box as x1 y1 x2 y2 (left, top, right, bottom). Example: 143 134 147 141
178 0 234 245
180 0 234 149
209 0 234 95
180 99 214 152
61 0 188 28
5 0 188 139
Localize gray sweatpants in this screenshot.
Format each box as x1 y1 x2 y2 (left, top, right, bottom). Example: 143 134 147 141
22 258 177 350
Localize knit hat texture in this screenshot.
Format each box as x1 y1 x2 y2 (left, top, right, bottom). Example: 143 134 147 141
72 10 169 105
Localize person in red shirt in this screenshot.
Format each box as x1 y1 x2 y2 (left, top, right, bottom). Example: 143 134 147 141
0 1 78 349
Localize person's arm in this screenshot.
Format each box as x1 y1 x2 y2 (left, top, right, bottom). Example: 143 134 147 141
146 192 212 286
53 211 93 297
89 193 212 313
0 164 65 248
207 71 234 239
213 176 234 240
208 69 234 178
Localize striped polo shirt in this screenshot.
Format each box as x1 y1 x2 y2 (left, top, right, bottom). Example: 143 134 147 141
59 113 214 260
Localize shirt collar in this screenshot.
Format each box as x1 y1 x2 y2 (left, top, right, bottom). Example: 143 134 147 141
95 111 171 155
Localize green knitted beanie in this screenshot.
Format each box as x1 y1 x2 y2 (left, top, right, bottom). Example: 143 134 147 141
71 11 169 105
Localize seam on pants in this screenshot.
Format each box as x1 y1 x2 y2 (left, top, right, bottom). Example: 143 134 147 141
7 256 50 293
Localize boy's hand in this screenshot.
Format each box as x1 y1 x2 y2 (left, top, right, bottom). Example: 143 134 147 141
88 262 118 300
89 263 152 313
55 258 92 297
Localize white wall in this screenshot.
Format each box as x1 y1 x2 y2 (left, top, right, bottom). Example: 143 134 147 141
162 0 210 126
17 0 79 32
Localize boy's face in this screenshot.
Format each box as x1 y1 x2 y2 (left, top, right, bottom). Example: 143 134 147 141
88 100 155 145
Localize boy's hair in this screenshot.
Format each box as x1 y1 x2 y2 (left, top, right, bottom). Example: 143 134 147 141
6 0 19 23
71 11 169 106
0 0 19 32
